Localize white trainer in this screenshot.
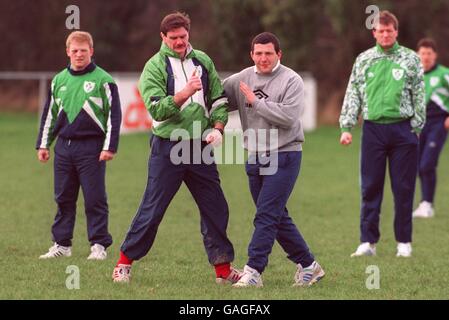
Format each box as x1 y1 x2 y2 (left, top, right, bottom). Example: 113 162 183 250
413 201 434 218
396 242 412 257
232 265 263 288
216 267 243 284
350 242 376 257
112 264 132 283
293 261 325 287
39 243 72 259
87 244 107 260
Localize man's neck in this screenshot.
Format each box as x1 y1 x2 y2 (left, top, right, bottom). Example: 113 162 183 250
71 63 90 71
68 62 95 75
424 63 437 73
376 42 398 54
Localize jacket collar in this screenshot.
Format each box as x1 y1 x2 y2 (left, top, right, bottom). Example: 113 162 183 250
160 42 194 60
376 42 400 55
67 62 96 75
425 63 439 74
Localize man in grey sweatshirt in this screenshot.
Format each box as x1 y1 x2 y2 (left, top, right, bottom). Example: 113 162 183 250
223 32 325 287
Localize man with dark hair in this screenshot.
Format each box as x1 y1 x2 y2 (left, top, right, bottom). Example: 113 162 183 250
339 11 425 257
37 31 122 260
223 32 325 287
112 12 241 284
413 38 449 218
160 11 191 34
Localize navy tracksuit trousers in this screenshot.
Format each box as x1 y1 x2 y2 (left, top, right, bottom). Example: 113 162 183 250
52 137 112 248
418 115 448 203
120 136 235 265
360 120 418 244
245 151 314 273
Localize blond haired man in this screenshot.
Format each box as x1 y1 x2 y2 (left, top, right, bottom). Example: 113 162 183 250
37 31 122 260
339 11 425 258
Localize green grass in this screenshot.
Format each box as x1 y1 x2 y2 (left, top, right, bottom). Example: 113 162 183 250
1 112 449 299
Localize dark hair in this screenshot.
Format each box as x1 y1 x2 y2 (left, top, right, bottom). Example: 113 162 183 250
160 12 190 35
417 38 438 52
251 32 281 53
376 10 399 30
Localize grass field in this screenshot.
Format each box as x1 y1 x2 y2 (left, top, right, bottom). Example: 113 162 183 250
1 112 449 300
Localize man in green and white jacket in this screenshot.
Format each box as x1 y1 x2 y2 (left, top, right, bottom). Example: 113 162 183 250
113 12 240 285
413 38 449 218
339 11 425 258
37 31 122 260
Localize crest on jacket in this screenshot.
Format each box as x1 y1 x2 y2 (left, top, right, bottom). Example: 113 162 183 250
194 65 203 78
84 81 95 93
430 77 440 87
392 69 404 81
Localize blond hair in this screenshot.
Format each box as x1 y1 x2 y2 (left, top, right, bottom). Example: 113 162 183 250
66 31 94 48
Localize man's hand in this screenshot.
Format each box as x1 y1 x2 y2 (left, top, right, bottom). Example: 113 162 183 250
174 69 203 106
444 117 449 131
206 129 223 147
99 150 115 161
239 81 256 105
37 148 50 163
340 132 353 146
185 69 203 96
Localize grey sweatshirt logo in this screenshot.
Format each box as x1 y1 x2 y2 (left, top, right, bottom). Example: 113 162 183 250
246 89 269 109
254 89 268 99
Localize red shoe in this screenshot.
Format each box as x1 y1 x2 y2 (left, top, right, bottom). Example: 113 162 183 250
112 264 131 283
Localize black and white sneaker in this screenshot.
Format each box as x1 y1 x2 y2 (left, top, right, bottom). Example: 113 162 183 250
39 243 72 259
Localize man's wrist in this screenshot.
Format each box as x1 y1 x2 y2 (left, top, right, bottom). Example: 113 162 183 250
174 89 191 107
214 127 224 135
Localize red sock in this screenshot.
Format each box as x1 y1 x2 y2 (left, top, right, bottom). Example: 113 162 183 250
117 251 133 266
214 263 231 279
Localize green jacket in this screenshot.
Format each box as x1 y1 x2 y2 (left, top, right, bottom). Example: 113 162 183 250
139 43 228 139
36 63 121 152
424 64 449 112
340 42 425 133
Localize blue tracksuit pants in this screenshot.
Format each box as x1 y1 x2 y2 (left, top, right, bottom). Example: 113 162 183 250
52 137 112 248
360 120 418 244
418 115 448 203
120 136 234 265
245 151 314 273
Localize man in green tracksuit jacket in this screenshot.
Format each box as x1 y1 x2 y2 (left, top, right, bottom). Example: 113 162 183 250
112 12 241 285
37 31 122 261
339 11 425 258
413 38 449 218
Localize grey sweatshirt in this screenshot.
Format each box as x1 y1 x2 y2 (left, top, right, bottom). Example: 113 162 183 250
223 63 305 153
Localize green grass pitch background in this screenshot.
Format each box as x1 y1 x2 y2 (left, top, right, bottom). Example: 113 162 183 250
1 112 449 299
